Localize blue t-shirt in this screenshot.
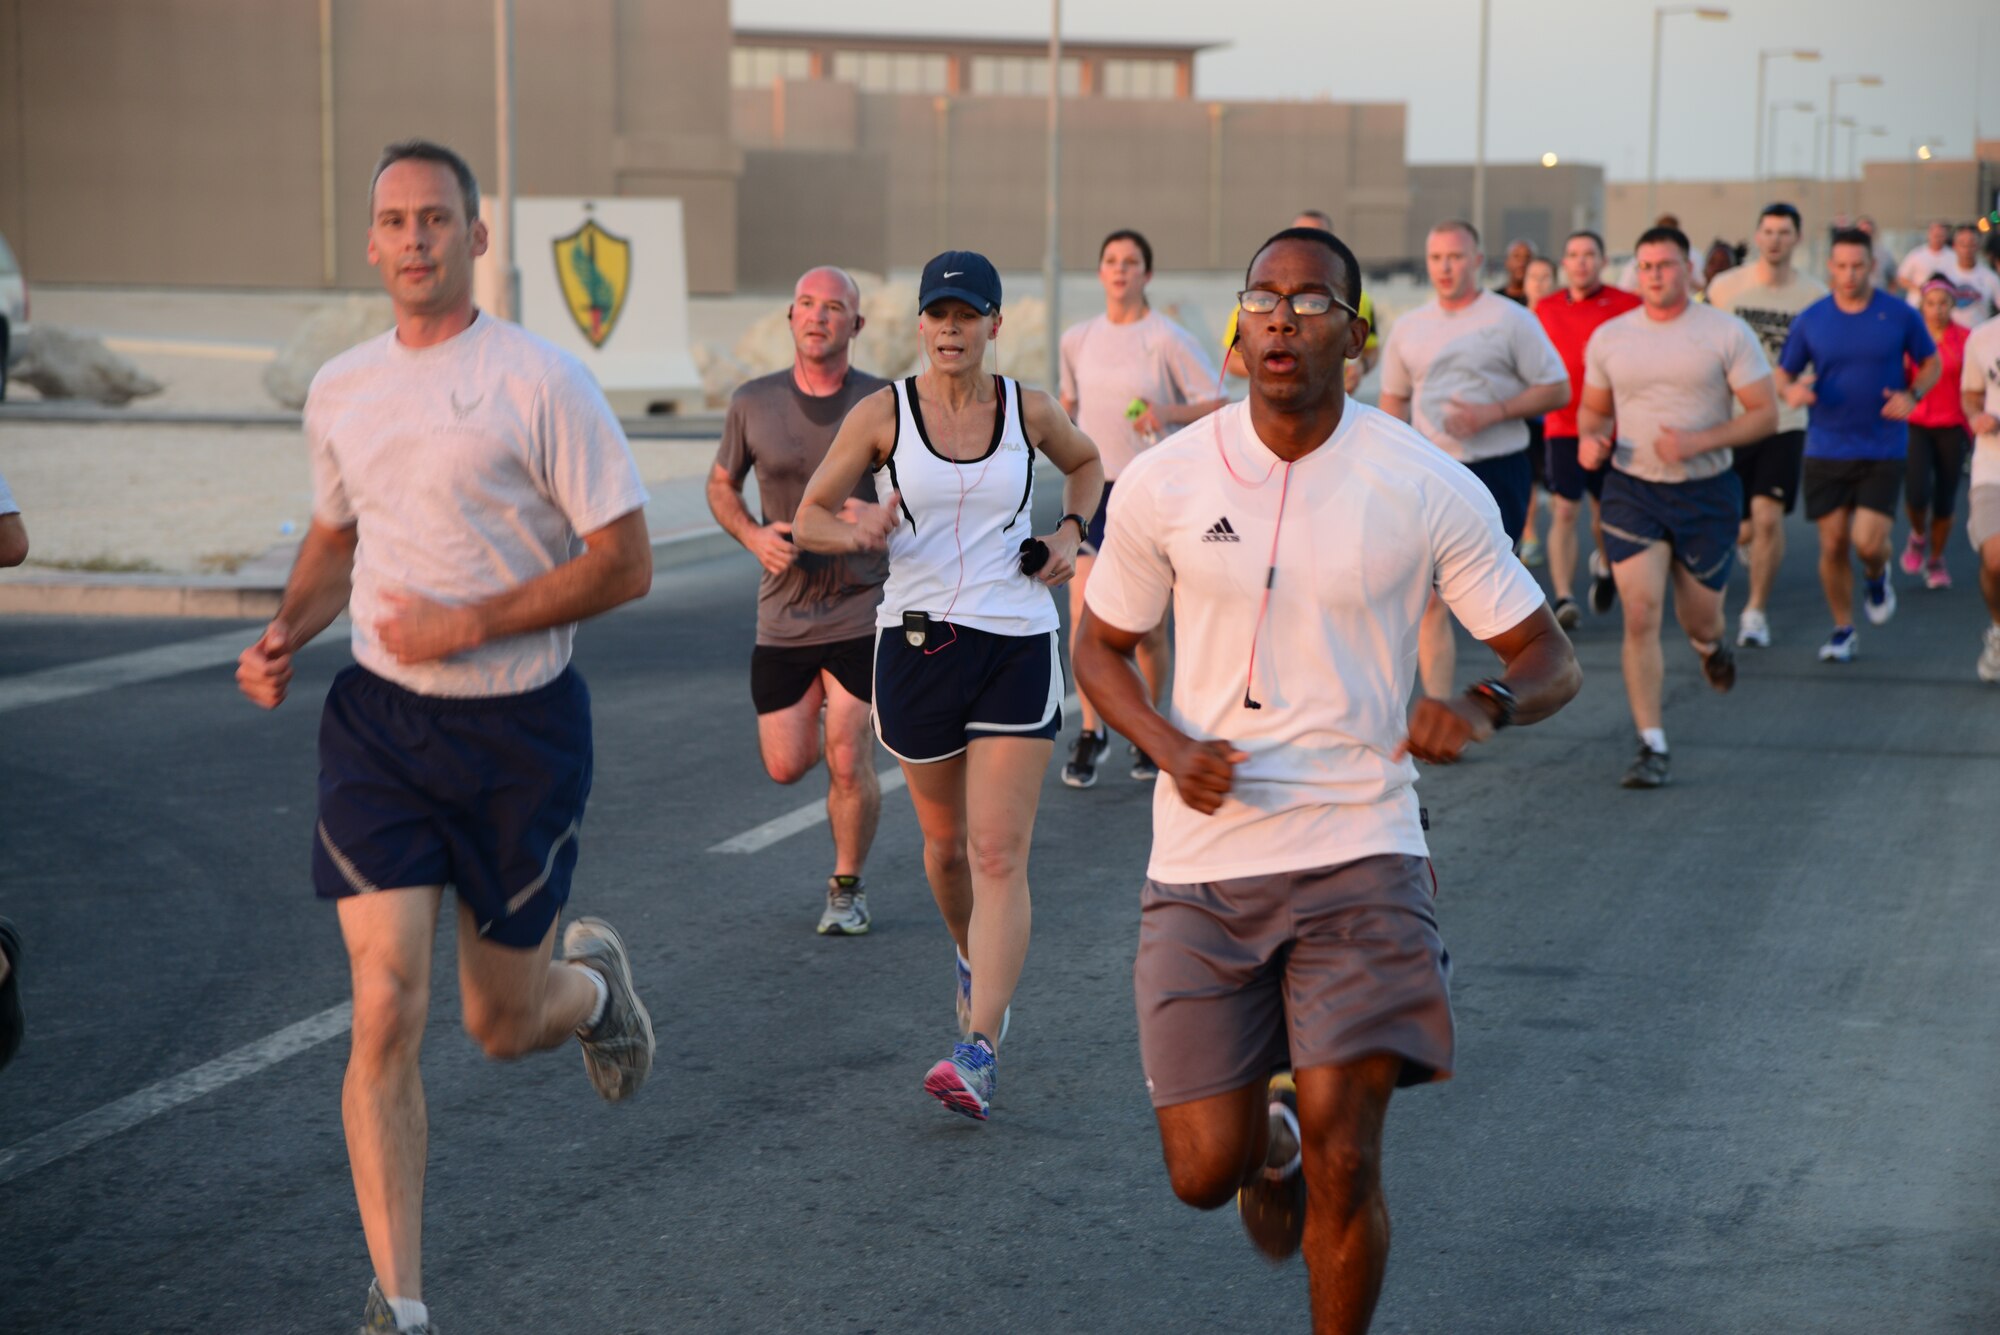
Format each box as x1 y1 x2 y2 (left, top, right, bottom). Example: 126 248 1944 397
1778 291 1936 460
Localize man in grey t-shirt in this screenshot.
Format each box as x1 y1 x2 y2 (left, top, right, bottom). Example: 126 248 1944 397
708 265 888 936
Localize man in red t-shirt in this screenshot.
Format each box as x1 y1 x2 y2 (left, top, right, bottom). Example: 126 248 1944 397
1536 230 1642 626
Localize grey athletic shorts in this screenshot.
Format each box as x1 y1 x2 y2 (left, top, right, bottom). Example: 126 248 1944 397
1970 485 2000 551
1134 854 1453 1108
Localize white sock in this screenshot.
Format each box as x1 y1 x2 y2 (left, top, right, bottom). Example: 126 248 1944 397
956 947 971 973
577 966 609 1032
386 1295 429 1331
1640 727 1667 755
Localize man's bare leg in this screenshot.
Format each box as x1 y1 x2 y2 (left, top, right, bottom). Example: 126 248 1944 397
1549 495 1583 602
1744 494 1786 616
1817 511 1856 627
819 671 881 879
1296 1055 1402 1335
1612 543 1673 734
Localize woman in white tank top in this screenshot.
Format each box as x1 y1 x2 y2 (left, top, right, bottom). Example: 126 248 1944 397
796 250 1104 1121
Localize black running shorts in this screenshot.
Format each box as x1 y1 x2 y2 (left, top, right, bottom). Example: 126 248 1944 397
749 635 875 714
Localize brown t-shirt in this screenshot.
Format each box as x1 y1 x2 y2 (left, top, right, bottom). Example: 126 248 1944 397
714 368 890 646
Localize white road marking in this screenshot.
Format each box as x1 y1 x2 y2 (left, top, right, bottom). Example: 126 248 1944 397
0 1003 352 1186
0 626 340 715
708 693 1082 854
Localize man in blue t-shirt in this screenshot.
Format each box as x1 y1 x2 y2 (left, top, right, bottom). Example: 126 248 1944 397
1776 229 1939 662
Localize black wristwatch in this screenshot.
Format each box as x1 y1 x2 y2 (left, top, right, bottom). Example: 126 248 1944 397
1059 513 1089 542
1464 679 1517 730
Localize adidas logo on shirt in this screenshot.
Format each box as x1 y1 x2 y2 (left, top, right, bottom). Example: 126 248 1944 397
1202 517 1241 543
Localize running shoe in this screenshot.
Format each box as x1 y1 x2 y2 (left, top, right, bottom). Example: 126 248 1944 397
563 917 654 1102
1518 536 1546 567
924 1037 997 1120
1061 729 1108 789
953 953 1009 1042
0 918 21 1074
816 876 870 936
1621 741 1670 789
1129 745 1160 782
1900 531 1926 575
1979 625 2000 683
1818 626 1858 663
1698 642 1736 694
1236 1070 1305 1262
1864 572 1897 626
1736 607 1770 648
1925 561 1953 591
356 1280 435 1335
1588 550 1617 615
1553 596 1581 631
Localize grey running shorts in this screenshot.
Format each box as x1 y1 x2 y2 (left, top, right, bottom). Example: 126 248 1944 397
1970 485 2000 551
1134 853 1453 1108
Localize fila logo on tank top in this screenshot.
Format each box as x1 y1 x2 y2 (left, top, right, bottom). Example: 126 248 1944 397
875 374 1059 640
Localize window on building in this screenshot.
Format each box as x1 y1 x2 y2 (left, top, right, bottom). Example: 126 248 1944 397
731 46 810 89
969 55 1082 96
830 49 948 92
1102 58 1177 99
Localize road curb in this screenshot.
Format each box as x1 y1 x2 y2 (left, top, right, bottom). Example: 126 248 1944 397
0 526 743 619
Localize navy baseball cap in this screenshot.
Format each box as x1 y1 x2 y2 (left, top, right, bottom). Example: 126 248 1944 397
919 251 1002 314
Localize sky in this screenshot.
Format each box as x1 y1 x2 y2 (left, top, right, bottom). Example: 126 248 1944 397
735 0 1998 181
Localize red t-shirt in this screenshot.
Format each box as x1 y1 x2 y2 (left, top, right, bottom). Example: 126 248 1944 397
1535 285 1643 437
1909 321 1967 429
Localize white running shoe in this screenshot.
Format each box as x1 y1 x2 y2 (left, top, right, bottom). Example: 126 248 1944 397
1818 626 1858 663
1864 573 1897 626
1979 625 2000 683
816 877 870 936
1737 607 1770 648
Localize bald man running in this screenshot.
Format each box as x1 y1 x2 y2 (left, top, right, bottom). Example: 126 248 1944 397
708 267 890 934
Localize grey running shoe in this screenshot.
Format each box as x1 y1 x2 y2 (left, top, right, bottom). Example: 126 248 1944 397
1061 729 1108 788
1588 550 1618 616
1237 1070 1304 1262
1553 596 1581 631
1129 744 1160 782
563 917 654 1102
356 1280 435 1334
816 876 870 936
1979 625 2000 683
924 1037 997 1120
1621 742 1670 790
1737 607 1770 648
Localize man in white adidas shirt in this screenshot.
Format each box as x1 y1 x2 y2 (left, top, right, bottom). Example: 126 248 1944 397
1075 226 1580 1334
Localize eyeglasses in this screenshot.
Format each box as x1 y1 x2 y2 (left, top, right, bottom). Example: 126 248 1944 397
1237 288 1360 320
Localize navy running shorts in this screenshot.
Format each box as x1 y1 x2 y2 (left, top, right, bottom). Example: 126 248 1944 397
749 634 875 714
1545 435 1607 502
1466 450 1534 544
1082 480 1115 556
1134 855 1453 1107
313 665 593 949
1600 469 1743 590
872 624 1063 763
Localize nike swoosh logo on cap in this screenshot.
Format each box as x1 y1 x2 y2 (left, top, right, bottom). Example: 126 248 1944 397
943 271 964 278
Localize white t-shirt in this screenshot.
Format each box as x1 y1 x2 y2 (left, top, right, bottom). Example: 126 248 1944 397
1584 302 1770 484
1934 262 2000 330
1058 311 1217 480
1897 244 1951 296
1084 400 1547 884
308 313 649 698
1378 291 1568 462
1704 264 1825 434
0 469 16 517
1963 317 2000 490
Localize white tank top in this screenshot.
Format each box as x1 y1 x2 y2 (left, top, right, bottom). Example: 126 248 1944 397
875 374 1058 637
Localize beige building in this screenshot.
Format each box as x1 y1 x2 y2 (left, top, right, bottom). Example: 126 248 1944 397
1405 163 1606 264
0 0 743 292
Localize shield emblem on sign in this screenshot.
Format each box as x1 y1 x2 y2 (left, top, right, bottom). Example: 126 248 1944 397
552 218 631 349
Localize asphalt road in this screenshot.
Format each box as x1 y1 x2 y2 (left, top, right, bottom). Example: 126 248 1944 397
2 498 1997 1334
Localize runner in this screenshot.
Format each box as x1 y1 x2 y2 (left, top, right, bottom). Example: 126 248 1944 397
0 470 23 1071
1495 239 1535 304
708 266 889 935
1577 224 1776 788
1937 224 2000 329
1619 214 1680 292
1900 277 1973 589
1517 255 1560 567
1224 210 1383 396
1706 202 1825 647
234 140 657 1335
1961 312 2000 681
1895 220 1953 297
1058 228 1224 788
793 250 1104 1121
1073 224 1580 1334
1380 220 1569 698
1537 230 1641 628
1775 228 1940 663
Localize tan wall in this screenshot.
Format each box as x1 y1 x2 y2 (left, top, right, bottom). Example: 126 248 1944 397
737 150 890 288
734 85 1410 274
0 0 742 292
1605 178 1829 258
1407 164 1605 264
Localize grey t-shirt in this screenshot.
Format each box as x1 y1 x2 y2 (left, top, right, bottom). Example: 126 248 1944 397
1706 264 1825 433
714 368 889 646
1058 311 1217 480
1584 303 1771 484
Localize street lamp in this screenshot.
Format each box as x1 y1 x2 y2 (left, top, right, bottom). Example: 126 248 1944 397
1844 123 1887 182
1768 101 1813 183
1541 151 1560 168
1754 47 1819 182
1647 6 1730 218
1909 136 1946 225
1823 74 1881 181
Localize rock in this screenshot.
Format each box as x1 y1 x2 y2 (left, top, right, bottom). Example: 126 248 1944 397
6 327 164 405
262 296 394 409
690 341 750 409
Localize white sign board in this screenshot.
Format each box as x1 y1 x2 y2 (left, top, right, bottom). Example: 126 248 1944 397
478 197 699 412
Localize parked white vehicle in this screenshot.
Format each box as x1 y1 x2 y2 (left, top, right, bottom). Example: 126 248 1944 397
0 231 28 400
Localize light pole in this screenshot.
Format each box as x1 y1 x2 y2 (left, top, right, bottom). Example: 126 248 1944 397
492 0 519 322
1844 123 1887 183
1824 73 1881 187
1768 101 1813 185
1647 6 1730 220
1754 47 1818 182
1473 0 1490 249
1042 0 1061 394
